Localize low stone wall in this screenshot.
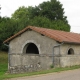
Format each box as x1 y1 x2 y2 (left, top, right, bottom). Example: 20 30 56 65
60 55 80 67
9 54 53 73
9 64 41 74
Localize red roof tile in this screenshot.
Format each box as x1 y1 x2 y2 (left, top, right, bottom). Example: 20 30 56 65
3 26 80 44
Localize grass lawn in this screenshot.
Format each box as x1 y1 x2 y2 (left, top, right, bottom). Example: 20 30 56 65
0 51 8 80
0 51 80 80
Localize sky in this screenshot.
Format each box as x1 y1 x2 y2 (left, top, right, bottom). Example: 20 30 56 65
0 0 80 33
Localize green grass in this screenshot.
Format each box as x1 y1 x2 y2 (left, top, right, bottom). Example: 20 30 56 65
0 51 8 63
0 51 80 80
0 51 8 80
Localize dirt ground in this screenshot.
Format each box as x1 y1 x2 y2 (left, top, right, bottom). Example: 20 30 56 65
7 69 80 80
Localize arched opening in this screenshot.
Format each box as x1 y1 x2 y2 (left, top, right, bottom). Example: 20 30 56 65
23 43 39 54
68 48 74 55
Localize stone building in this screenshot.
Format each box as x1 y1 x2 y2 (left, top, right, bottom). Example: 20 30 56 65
4 26 80 73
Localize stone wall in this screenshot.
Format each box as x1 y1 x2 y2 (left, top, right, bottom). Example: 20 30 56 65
9 30 59 73
9 54 53 73
60 44 80 67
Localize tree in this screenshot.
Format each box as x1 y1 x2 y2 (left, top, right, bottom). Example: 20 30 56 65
30 0 67 22
0 17 17 51
30 16 52 28
11 6 31 32
11 0 70 31
12 6 29 20
29 16 70 31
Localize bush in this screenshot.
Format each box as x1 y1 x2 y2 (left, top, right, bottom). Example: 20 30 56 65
50 64 54 68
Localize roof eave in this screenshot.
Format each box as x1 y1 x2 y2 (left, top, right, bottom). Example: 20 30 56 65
3 26 31 44
63 41 80 45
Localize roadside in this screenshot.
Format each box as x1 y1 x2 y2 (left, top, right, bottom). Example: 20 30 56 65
7 69 80 80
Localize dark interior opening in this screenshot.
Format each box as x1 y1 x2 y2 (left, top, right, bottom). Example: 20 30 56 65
26 43 39 54
68 48 74 55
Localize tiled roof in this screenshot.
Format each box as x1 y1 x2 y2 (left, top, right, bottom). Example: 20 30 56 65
3 26 80 44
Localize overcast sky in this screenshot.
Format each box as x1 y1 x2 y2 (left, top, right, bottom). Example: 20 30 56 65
0 0 80 33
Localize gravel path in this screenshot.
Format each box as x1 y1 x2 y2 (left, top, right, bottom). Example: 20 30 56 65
7 69 80 80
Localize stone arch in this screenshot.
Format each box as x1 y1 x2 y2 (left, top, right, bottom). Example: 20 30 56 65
22 40 40 54
68 48 74 55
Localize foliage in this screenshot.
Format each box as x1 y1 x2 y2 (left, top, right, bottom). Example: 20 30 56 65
29 16 70 31
0 17 17 51
50 64 54 68
11 0 70 32
11 6 30 32
12 6 29 20
30 16 52 28
30 0 66 21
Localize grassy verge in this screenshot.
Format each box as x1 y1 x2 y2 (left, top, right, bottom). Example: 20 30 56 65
0 51 80 80
0 51 8 80
1 65 80 80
